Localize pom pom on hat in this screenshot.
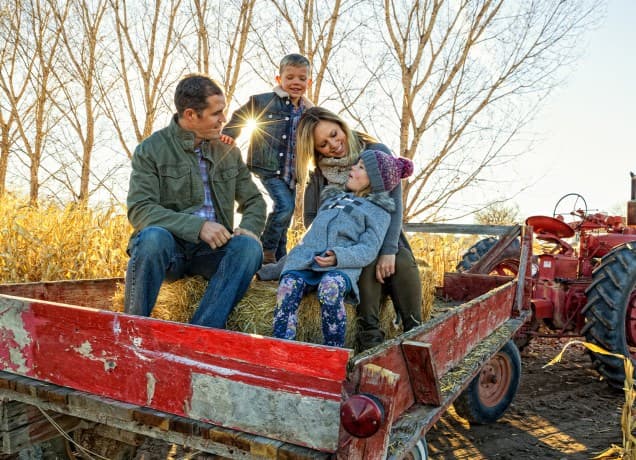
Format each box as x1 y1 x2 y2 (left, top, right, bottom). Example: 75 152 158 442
360 150 414 193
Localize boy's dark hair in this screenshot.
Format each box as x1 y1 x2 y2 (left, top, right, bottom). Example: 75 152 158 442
174 74 224 117
279 53 311 75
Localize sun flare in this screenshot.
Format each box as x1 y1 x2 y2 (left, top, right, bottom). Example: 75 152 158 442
243 118 258 138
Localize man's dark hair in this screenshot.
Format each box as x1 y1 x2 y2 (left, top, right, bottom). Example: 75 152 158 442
174 74 224 117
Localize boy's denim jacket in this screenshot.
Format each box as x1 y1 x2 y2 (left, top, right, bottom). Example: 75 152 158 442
222 86 313 179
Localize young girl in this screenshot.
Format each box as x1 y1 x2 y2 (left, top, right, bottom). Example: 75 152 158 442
272 149 414 347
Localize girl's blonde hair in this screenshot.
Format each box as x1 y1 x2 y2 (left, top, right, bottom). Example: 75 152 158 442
295 107 378 187
354 183 372 198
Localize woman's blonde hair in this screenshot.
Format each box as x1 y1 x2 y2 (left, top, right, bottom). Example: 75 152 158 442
295 107 378 187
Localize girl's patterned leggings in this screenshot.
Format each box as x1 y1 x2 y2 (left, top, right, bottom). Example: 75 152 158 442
273 272 348 347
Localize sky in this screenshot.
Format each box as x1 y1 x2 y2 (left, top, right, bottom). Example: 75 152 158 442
511 0 636 219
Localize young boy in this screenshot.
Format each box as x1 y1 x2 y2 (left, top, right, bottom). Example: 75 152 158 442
221 53 313 264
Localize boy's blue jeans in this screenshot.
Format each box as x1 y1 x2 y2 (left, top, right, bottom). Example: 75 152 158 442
261 177 295 260
124 226 262 328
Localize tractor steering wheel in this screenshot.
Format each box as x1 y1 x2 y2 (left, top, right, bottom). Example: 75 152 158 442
552 193 588 226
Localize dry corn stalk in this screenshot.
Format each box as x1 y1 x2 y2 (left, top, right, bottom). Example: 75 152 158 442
0 195 129 283
546 340 636 460
1 195 467 293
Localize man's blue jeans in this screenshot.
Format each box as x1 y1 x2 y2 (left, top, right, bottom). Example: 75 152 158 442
124 226 262 328
261 177 295 260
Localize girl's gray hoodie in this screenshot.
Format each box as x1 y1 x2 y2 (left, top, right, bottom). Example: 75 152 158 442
281 186 395 303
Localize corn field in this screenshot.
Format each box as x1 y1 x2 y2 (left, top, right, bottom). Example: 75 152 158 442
0 196 476 285
0 195 130 282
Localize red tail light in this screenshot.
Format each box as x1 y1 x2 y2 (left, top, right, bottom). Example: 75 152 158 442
340 393 385 438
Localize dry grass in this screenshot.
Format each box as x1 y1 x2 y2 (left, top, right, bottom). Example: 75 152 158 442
0 196 468 285
406 231 478 284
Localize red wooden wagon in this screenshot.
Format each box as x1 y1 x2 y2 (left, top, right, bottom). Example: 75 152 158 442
0 223 532 459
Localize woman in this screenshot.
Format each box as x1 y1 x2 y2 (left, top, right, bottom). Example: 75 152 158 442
295 106 422 352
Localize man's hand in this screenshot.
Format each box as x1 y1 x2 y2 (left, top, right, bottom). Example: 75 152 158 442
375 254 396 284
314 250 336 267
233 227 261 243
200 221 232 249
220 134 235 145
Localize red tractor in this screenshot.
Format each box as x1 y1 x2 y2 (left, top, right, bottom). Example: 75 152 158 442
457 181 636 387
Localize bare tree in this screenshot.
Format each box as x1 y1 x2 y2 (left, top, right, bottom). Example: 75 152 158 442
0 0 607 212
0 106 12 196
0 4 26 196
2 0 66 204
475 201 521 225
251 0 364 103
335 0 604 222
104 0 188 159
185 0 256 103
46 0 111 203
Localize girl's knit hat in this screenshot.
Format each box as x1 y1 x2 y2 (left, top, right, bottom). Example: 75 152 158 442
360 150 414 193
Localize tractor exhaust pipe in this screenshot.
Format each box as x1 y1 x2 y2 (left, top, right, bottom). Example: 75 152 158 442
628 172 636 225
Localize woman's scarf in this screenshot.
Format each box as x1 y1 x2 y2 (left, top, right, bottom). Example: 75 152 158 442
318 155 352 186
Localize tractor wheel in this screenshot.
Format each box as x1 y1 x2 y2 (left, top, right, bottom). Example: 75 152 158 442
456 237 520 275
581 242 636 387
453 340 521 424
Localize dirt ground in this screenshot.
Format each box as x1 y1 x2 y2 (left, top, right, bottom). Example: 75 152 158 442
426 335 624 460
130 334 626 460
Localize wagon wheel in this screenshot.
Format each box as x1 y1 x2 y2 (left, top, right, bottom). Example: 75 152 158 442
581 242 636 387
453 340 521 424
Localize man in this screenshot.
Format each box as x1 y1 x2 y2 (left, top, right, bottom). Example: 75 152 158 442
125 74 266 328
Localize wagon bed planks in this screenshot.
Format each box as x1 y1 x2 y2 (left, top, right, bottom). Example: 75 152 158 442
0 293 351 452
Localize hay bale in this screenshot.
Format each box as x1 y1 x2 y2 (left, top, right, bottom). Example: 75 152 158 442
227 281 400 348
110 277 204 322
110 261 435 349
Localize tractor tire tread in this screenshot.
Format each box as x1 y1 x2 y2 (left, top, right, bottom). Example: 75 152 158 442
582 242 636 387
456 237 520 273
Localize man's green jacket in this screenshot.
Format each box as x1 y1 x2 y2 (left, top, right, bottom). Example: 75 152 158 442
127 115 266 249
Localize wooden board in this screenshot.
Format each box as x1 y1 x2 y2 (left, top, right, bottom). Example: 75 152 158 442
349 281 517 422
440 272 513 301
0 278 121 309
0 293 351 452
1 399 82 454
0 371 330 459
